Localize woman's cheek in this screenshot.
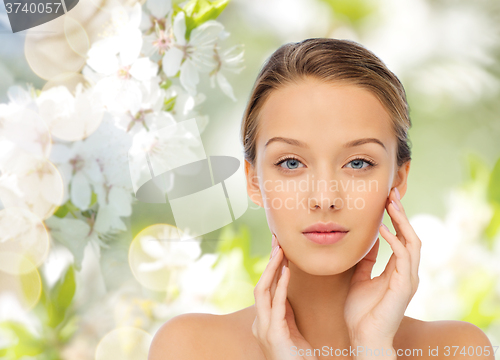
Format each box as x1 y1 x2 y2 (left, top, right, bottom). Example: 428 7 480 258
358 190 383 212
261 183 288 227
348 189 386 236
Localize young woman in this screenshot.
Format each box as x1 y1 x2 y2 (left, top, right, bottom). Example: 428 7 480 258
149 38 495 359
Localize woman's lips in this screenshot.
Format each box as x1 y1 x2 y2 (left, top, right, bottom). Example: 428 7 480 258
302 231 348 245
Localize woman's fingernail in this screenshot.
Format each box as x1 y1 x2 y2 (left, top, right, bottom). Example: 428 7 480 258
272 245 280 258
391 200 400 211
282 265 286 275
381 223 389 232
395 187 400 200
272 234 277 248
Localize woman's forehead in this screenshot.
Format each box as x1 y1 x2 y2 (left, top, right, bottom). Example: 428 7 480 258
256 80 395 151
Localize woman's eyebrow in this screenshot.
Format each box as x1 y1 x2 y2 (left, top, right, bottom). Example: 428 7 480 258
264 137 386 152
265 137 309 149
344 137 387 152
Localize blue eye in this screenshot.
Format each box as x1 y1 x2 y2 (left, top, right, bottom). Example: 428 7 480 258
345 158 375 170
274 156 304 171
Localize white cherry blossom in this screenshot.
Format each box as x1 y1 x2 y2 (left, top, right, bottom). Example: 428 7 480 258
138 231 201 273
109 75 172 135
50 141 104 211
163 84 209 133
5 84 37 113
209 43 245 101
0 106 51 171
36 84 104 141
92 185 134 233
44 216 102 270
162 11 225 95
142 13 175 59
79 114 133 191
140 0 172 33
86 3 144 75
86 3 160 115
89 59 159 115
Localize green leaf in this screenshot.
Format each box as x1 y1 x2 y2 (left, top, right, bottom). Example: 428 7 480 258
483 157 500 241
181 0 230 40
214 224 238 255
54 265 76 310
89 191 98 207
52 199 80 218
192 0 229 26
160 78 173 90
162 95 177 112
184 15 197 40
317 0 376 26
19 267 42 311
182 0 198 17
487 156 500 205
32 275 51 326
466 152 490 183
58 315 79 343
214 224 263 285
485 203 500 243
53 204 69 218
210 224 266 311
172 3 184 18
459 269 500 329
47 265 76 328
0 321 45 357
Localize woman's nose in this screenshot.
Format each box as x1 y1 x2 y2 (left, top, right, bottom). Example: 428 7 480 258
307 170 344 210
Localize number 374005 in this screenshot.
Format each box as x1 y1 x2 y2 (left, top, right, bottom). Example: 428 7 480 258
5 2 63 14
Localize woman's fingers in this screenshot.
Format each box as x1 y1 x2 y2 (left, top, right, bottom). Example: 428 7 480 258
271 260 290 326
380 246 397 279
254 243 284 327
270 251 288 300
386 189 421 291
379 223 411 283
253 231 293 351
393 187 407 216
267 235 290 334
269 234 277 259
270 234 287 300
350 238 379 284
386 200 407 246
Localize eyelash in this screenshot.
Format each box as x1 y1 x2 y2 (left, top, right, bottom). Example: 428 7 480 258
273 156 377 173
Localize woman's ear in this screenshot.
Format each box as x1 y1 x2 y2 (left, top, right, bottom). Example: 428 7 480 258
392 160 411 198
245 160 264 208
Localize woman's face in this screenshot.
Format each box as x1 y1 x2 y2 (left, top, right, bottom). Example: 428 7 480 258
245 77 410 275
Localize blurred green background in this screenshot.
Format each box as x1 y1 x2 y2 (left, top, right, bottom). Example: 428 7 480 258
1 0 500 358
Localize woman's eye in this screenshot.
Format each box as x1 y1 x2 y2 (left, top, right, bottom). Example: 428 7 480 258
345 159 372 170
277 157 304 170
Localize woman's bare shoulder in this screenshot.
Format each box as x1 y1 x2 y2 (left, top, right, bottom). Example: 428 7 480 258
148 312 224 360
148 306 258 360
397 316 495 359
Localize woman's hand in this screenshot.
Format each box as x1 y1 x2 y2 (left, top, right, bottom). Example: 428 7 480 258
252 234 318 360
344 187 421 354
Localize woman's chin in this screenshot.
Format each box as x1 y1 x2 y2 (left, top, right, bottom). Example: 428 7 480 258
291 260 352 276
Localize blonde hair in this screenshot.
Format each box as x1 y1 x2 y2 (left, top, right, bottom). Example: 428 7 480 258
240 38 412 168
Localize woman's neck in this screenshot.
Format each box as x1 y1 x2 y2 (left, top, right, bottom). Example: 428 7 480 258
286 261 357 352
